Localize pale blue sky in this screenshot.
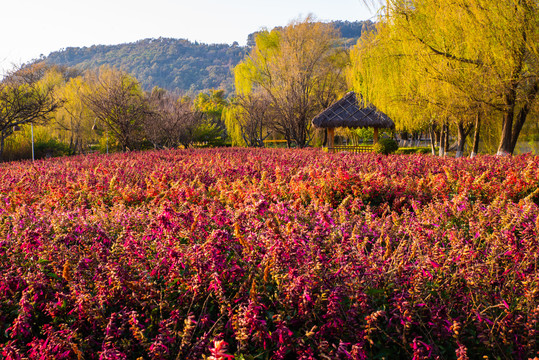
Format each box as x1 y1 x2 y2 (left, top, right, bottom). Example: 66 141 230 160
1 0 380 75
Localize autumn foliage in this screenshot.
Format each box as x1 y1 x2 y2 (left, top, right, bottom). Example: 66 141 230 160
1 149 539 359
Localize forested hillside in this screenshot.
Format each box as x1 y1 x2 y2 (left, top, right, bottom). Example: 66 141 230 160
43 20 373 93
44 38 246 94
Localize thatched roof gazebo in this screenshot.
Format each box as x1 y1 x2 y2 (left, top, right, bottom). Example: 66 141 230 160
312 92 395 150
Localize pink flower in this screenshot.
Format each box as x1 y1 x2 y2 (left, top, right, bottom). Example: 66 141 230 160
208 340 234 360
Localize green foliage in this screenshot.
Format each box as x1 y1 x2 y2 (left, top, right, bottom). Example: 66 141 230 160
1 130 32 161
235 17 347 148
223 103 248 147
373 138 399 155
246 20 374 47
194 89 229 144
351 127 374 143
84 66 148 152
95 134 118 154
0 64 61 160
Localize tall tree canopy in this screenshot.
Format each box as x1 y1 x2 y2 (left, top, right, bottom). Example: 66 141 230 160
234 17 348 148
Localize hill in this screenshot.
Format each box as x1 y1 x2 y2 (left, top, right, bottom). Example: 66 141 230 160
44 38 246 94
43 20 374 94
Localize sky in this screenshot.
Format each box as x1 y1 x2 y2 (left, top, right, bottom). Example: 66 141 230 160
0 0 380 75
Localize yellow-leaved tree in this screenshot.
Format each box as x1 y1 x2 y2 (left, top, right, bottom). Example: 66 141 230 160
234 16 348 148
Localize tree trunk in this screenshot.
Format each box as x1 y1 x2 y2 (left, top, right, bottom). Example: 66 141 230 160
470 112 481 158
456 121 472 158
439 122 447 157
456 122 465 158
412 132 419 146
496 82 538 155
509 107 527 152
71 138 79 155
444 124 449 155
497 113 514 156
285 132 292 148
0 134 4 162
510 82 538 153
401 131 407 147
429 124 437 156
496 86 517 155
438 126 444 157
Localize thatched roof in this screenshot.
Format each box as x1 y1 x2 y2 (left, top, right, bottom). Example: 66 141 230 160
312 92 395 129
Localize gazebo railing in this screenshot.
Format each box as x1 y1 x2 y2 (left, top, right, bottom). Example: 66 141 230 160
327 145 373 153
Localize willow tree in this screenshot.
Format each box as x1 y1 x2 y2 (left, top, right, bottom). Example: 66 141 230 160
51 74 98 154
352 0 539 155
234 17 347 148
349 24 449 155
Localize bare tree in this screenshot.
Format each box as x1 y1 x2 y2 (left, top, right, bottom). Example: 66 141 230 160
144 88 202 148
0 65 61 160
233 91 273 147
83 67 149 151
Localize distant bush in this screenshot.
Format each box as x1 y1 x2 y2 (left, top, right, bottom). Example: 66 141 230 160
395 147 433 155
373 138 399 155
34 139 73 159
1 126 73 161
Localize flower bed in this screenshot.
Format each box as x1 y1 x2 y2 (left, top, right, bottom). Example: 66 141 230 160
1 148 538 359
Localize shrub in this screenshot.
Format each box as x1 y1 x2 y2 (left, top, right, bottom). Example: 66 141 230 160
373 137 399 154
192 122 226 147
395 147 433 155
395 148 415 154
1 127 73 161
34 139 73 159
415 147 432 154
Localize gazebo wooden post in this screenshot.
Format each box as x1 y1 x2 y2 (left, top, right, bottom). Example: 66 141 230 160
328 127 335 151
373 127 379 144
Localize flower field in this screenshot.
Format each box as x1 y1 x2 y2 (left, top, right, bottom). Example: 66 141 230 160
1 148 539 359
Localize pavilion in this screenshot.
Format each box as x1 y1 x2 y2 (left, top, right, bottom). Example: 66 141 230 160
312 92 395 150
